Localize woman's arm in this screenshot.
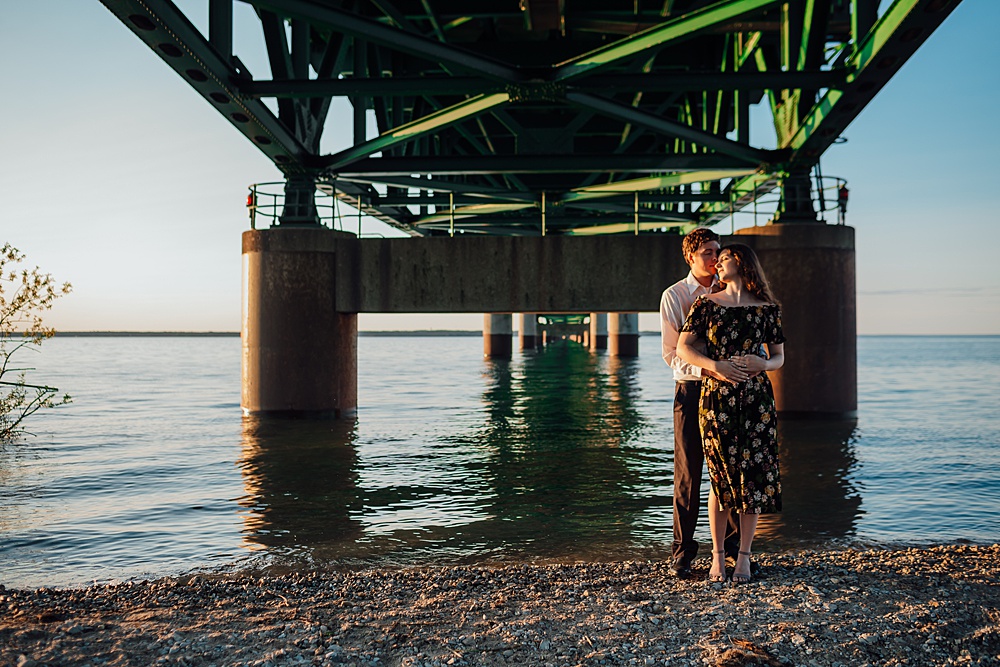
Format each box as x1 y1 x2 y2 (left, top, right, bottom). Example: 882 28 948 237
677 332 749 384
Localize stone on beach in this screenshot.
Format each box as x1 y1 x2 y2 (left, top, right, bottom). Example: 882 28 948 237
1 545 999 667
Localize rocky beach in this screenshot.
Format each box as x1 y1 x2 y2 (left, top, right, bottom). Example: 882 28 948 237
2 544 998 667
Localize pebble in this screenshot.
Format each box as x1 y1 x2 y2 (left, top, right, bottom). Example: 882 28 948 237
1 545 998 667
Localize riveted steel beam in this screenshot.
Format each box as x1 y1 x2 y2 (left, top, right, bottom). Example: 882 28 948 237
334 153 748 176
566 220 695 235
332 175 538 203
553 0 780 82
208 0 232 60
563 168 759 203
239 70 847 99
412 203 537 225
696 171 781 223
100 0 310 172
321 93 511 171
785 0 963 165
244 0 521 82
561 201 697 222
565 91 774 165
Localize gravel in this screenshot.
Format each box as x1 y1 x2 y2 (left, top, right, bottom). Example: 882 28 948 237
2 544 999 667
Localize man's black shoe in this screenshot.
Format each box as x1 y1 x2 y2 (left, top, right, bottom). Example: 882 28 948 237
669 559 693 579
726 554 761 577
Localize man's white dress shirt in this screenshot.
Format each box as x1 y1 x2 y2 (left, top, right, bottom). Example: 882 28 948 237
660 271 717 382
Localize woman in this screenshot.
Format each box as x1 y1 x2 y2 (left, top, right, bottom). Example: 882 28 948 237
676 244 785 584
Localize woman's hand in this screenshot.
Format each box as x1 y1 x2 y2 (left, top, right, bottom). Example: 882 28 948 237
731 354 768 376
713 358 751 384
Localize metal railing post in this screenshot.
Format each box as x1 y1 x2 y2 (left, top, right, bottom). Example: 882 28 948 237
541 191 547 237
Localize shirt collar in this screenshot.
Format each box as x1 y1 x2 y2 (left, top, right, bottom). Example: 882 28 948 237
683 270 717 294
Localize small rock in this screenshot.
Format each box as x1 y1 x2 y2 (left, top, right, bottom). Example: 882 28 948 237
17 656 38 667
539 640 551 651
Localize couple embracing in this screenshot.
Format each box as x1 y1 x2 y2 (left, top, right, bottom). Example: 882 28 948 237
659 228 785 584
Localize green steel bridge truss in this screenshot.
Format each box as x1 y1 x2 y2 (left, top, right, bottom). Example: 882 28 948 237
101 0 962 236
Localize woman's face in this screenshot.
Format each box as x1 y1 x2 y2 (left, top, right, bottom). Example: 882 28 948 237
716 250 740 282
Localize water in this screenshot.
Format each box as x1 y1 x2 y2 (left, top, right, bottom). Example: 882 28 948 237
1 335 998 588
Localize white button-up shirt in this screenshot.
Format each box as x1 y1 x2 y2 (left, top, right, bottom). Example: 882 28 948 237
660 271 717 382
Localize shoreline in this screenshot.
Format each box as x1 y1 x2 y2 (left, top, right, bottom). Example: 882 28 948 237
40 332 1000 338
2 544 998 667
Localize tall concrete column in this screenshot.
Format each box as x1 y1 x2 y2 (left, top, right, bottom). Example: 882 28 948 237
484 313 513 358
589 312 608 351
608 312 639 357
519 313 540 350
242 227 357 417
734 223 856 417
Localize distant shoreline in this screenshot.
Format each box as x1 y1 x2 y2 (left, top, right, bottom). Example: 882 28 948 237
41 331 1000 337
50 330 485 337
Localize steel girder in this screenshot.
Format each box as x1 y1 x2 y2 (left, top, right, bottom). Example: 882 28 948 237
100 0 965 235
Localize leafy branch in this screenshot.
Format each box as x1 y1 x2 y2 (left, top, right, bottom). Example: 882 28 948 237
1 243 72 442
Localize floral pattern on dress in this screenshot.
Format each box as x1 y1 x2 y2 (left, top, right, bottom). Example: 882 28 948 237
680 296 786 514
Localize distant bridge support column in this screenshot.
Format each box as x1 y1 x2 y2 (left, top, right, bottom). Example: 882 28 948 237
735 223 856 417
589 312 608 351
608 312 639 357
519 314 540 350
484 314 513 358
241 227 357 417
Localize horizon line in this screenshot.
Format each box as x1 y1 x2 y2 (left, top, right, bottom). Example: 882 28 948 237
31 331 1000 337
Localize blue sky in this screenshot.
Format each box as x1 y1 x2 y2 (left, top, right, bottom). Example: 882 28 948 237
2 1 997 333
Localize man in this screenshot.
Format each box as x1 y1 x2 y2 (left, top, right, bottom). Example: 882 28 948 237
659 227 741 579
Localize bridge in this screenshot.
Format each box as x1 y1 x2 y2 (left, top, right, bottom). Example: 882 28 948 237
100 0 963 417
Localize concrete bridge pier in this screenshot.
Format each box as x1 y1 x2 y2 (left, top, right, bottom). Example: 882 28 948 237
241 227 357 418
735 223 856 417
608 312 639 357
484 314 513 358
589 312 608 351
519 313 540 350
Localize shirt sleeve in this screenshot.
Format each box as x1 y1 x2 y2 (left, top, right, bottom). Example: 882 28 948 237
660 287 703 378
766 305 786 344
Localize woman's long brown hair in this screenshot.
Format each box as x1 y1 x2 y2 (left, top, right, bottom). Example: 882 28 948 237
719 243 779 305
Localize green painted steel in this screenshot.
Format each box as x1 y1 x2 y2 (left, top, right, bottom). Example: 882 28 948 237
99 0 964 235
553 0 780 82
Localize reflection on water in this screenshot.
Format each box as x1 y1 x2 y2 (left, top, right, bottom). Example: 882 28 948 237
757 419 862 544
238 418 361 556
236 340 865 570
3 335 997 587
467 344 655 560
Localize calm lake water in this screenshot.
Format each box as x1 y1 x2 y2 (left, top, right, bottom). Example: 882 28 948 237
1 335 998 588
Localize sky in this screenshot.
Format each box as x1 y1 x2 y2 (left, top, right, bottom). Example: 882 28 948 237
1 1 998 334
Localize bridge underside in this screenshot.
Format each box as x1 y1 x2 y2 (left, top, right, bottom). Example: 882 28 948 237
101 0 961 234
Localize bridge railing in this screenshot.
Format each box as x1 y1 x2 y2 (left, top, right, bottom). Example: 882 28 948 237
248 175 848 236
725 175 849 229
246 182 389 237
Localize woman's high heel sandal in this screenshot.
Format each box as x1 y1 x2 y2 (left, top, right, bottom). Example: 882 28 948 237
708 550 728 583
732 550 753 584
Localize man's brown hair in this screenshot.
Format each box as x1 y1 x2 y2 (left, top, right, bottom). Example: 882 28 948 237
681 227 720 262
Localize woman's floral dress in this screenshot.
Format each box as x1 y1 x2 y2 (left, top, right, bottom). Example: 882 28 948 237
680 296 786 514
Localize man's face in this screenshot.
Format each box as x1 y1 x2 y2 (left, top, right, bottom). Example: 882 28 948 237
687 240 720 279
